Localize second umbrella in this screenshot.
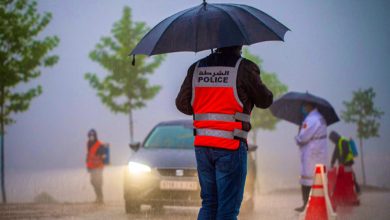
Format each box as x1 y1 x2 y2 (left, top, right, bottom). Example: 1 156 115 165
270 91 339 126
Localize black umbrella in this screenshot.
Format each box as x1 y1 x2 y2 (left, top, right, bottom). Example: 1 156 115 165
130 1 289 57
270 91 340 126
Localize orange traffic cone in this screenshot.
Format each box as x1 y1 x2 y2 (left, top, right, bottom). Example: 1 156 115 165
332 165 360 206
300 164 337 220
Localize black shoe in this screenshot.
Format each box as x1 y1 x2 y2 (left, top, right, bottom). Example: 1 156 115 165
294 206 305 212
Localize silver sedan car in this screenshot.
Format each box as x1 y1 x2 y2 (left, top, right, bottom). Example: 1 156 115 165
123 120 257 213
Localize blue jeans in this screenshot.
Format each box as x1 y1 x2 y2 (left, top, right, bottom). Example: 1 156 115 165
195 141 247 220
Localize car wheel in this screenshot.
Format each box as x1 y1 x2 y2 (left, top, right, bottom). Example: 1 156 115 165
125 200 140 214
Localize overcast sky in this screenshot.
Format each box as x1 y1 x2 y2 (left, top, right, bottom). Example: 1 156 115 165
5 0 390 188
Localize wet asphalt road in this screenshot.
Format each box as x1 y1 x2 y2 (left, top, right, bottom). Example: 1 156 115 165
0 191 389 220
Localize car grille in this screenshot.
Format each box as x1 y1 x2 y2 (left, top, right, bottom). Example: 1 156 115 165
157 168 198 177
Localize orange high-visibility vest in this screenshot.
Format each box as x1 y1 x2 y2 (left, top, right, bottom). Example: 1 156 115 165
86 141 104 169
191 58 250 150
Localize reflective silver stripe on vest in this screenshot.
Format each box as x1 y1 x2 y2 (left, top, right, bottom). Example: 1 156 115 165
191 58 243 107
194 112 250 123
190 62 200 106
234 112 250 122
232 58 243 107
196 128 248 139
233 129 248 139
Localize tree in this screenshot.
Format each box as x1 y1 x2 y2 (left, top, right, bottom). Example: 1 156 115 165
0 0 59 203
85 7 165 143
242 48 288 145
341 87 384 185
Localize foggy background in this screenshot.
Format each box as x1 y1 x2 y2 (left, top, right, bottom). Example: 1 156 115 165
4 0 390 202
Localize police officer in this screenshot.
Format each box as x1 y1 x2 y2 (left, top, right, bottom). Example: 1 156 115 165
86 129 107 204
294 103 328 212
176 46 273 220
329 131 360 193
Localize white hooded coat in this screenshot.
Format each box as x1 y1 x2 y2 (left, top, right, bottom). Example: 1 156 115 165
295 109 328 186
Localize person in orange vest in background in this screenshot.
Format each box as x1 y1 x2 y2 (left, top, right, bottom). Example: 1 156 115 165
86 129 107 204
329 130 361 194
176 46 273 220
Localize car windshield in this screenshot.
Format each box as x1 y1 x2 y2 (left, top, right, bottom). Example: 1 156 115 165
144 124 194 149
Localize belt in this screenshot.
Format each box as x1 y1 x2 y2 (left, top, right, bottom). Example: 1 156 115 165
311 135 327 141
300 175 313 180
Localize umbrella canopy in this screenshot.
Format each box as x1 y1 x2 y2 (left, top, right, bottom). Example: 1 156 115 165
270 91 340 126
131 1 289 56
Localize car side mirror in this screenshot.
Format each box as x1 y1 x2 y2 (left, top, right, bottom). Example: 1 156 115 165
248 144 258 152
129 142 141 152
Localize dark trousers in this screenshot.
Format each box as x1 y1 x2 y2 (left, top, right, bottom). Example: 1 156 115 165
301 185 311 207
195 141 247 220
352 170 361 193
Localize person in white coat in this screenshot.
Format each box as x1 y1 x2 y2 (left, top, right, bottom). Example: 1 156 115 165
294 102 328 212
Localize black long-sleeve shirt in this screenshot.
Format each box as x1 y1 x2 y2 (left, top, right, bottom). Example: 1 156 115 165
175 52 273 131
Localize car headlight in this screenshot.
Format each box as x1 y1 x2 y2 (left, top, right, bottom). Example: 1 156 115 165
128 161 151 174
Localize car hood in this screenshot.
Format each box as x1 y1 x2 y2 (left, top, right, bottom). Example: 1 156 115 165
129 148 197 169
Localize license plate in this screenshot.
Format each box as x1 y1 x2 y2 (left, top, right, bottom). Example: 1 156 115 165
160 180 198 191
